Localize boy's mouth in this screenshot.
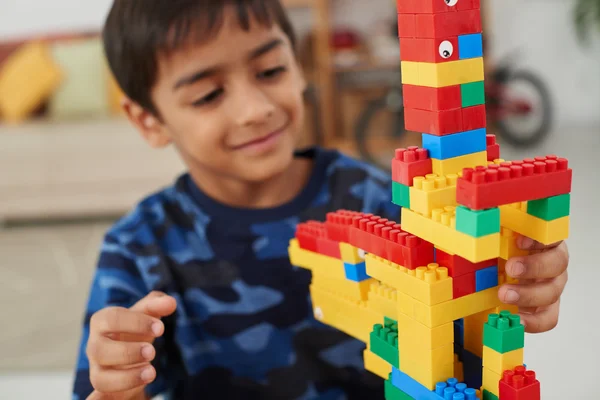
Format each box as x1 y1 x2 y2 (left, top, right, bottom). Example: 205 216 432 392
232 126 287 152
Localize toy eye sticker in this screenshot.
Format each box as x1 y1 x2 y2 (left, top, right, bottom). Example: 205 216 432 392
439 41 454 58
445 0 459 6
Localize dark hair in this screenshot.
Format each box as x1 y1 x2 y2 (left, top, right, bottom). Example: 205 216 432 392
102 0 297 115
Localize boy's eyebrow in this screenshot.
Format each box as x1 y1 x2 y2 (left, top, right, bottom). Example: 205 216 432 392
173 38 284 91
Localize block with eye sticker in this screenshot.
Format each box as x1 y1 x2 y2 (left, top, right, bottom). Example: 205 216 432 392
400 37 459 63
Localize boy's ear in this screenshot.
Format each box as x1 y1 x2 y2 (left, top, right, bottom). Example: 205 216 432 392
121 98 172 148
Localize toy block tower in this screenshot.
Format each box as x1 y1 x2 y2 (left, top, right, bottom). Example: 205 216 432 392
288 0 572 399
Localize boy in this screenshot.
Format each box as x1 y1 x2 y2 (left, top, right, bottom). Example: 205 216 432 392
73 1 570 399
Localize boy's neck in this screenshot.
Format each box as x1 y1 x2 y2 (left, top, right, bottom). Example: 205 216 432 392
188 156 313 210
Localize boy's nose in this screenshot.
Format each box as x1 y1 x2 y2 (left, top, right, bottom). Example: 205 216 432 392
233 87 276 127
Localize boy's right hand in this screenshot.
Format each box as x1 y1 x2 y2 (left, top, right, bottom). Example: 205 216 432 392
85 291 177 400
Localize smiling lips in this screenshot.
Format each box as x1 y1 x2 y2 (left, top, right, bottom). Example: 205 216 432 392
233 125 287 154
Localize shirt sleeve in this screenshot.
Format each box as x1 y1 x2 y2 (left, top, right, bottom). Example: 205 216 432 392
71 234 172 400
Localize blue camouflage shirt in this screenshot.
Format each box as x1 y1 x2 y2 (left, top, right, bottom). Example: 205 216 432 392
73 146 400 400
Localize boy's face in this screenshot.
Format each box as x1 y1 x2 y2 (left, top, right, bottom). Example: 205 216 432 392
126 8 306 184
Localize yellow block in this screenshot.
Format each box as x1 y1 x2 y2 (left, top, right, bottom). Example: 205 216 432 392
311 273 374 302
499 227 529 260
396 312 453 351
401 207 500 263
500 203 570 245
432 151 488 176
339 242 364 264
463 308 495 358
409 174 458 217
367 282 398 321
397 285 502 328
366 254 452 305
0 41 63 122
482 346 524 375
363 348 392 380
400 361 455 391
401 58 484 88
482 367 501 397
400 341 454 374
288 239 346 280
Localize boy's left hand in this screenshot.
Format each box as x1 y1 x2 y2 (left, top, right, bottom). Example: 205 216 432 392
498 236 569 334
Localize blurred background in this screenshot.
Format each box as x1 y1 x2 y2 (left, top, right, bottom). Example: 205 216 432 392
0 0 599 398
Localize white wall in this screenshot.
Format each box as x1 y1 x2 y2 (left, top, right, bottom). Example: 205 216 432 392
1 0 598 127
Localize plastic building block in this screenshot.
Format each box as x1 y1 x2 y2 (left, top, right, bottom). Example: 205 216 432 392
486 134 501 161
325 210 364 243
396 0 480 14
344 262 370 282
422 128 487 160
0 41 63 123
462 105 486 131
368 282 399 320
435 249 497 277
527 193 571 221
391 367 479 399
475 266 498 292
498 366 541 400
403 84 462 111
500 202 570 245
482 367 501 397
371 322 400 368
348 215 435 269
409 174 458 217
499 228 528 261
366 255 452 306
455 206 500 237
456 156 573 210
289 239 346 280
461 81 485 107
458 33 483 59
453 272 475 298
405 105 486 136
431 151 487 177
392 147 433 186
482 346 524 376
482 389 499 400
364 348 393 380
398 14 417 38
295 221 341 258
340 241 365 264
482 311 525 354
399 37 459 63
392 181 411 208
312 273 373 302
462 309 492 358
401 58 484 88
401 207 500 263
397 312 453 351
384 379 412 400
416 11 482 39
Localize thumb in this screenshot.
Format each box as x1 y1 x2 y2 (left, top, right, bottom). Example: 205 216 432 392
130 291 177 318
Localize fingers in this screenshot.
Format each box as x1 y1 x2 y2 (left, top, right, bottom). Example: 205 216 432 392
519 301 561 334
499 271 568 308
91 307 164 338
506 241 569 280
87 337 156 367
90 363 156 394
517 235 563 251
130 291 178 318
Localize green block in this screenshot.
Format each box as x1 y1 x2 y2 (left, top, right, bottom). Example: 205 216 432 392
482 389 500 400
370 323 399 368
384 317 397 327
392 181 410 208
483 310 525 353
527 193 570 221
385 379 413 400
461 81 485 107
455 205 500 237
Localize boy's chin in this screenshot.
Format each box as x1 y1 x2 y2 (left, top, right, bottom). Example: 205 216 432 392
237 149 295 182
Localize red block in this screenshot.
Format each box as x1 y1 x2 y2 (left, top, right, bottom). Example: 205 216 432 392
436 249 497 277
456 156 573 210
486 134 500 161
295 222 323 253
348 215 434 269
416 10 482 38
403 84 462 111
398 14 417 38
453 272 475 298
392 147 433 186
325 210 364 243
399 37 459 62
462 104 486 131
405 107 463 136
499 366 541 400
397 0 480 14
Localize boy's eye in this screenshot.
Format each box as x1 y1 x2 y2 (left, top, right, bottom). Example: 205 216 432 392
192 88 223 107
258 66 286 79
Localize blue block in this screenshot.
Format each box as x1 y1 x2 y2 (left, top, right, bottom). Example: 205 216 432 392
344 262 369 282
458 34 483 59
391 368 478 400
422 129 487 160
454 319 464 348
475 266 498 292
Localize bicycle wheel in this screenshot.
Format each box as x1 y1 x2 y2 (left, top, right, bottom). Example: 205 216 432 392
354 88 406 171
494 70 553 147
